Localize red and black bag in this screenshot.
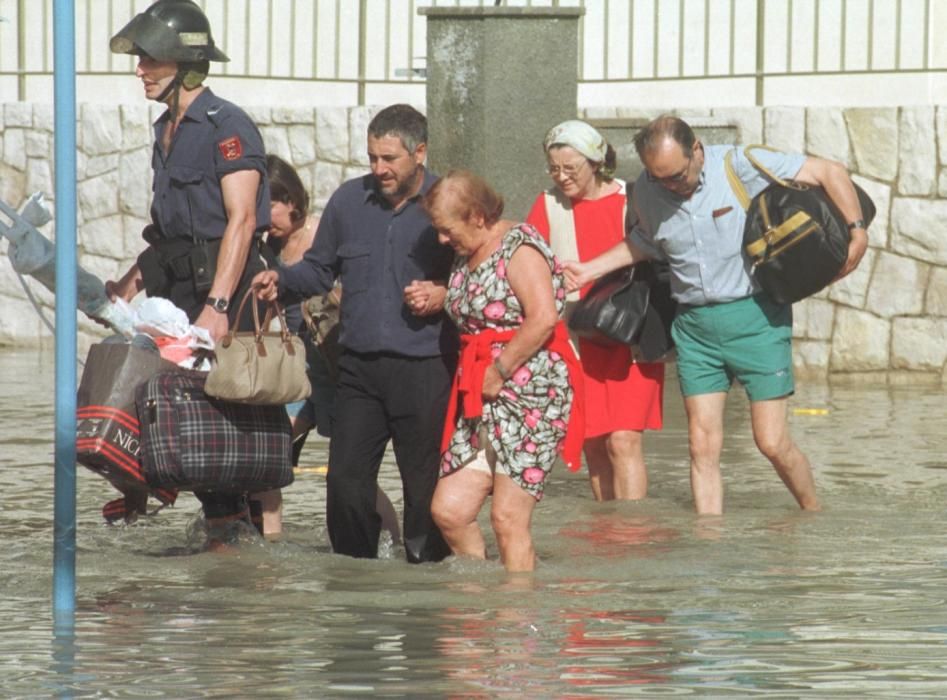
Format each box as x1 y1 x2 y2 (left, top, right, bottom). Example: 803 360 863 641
76 343 179 515
136 369 294 493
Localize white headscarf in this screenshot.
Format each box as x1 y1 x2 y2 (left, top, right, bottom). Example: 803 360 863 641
543 119 613 176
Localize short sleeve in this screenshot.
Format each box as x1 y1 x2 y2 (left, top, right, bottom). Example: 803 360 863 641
506 223 557 270
733 146 806 200
212 110 267 177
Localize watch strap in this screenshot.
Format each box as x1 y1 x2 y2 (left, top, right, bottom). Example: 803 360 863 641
847 219 866 231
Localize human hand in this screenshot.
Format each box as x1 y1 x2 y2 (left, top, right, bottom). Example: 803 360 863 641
562 260 592 292
404 279 446 316
105 265 143 303
834 228 868 281
252 270 280 302
194 305 231 344
482 364 504 401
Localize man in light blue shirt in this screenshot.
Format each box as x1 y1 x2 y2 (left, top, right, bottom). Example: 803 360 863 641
566 116 868 515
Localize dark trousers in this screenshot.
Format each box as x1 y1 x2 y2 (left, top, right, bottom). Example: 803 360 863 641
327 350 454 563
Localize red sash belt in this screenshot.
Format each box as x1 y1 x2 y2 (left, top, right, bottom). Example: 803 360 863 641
441 322 585 472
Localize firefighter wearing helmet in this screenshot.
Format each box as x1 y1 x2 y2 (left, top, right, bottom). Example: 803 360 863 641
106 0 273 543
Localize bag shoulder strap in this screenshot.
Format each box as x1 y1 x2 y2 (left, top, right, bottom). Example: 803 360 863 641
724 144 791 212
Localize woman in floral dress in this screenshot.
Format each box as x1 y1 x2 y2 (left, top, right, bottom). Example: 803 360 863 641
421 170 583 572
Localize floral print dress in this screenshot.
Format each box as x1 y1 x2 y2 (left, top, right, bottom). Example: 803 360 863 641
440 224 573 500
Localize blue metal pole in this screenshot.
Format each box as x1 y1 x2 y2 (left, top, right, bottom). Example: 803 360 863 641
52 0 78 617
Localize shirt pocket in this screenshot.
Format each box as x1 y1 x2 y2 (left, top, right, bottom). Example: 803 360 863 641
166 165 204 236
337 243 373 294
711 208 747 262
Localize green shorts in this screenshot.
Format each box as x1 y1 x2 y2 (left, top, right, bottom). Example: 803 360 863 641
671 294 794 401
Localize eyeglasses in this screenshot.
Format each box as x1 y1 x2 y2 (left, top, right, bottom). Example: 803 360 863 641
645 151 695 185
544 160 587 178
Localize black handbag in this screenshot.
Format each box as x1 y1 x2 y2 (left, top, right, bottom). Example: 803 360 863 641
567 262 653 347
726 145 876 305
136 370 294 493
567 190 678 360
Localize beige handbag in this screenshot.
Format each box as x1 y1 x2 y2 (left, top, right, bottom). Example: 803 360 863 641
204 288 311 405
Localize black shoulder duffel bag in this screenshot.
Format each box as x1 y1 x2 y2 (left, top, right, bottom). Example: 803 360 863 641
725 145 875 305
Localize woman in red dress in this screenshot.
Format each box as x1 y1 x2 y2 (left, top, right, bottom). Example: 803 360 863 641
526 120 665 501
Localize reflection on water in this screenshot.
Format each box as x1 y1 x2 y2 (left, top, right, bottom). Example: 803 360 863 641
1 349 946 697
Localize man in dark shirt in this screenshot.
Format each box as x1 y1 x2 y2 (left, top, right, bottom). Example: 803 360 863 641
254 104 456 563
106 0 271 537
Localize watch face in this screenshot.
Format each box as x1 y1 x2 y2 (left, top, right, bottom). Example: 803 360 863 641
208 297 228 312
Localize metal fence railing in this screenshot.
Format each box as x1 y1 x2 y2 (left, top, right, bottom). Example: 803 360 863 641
1 0 944 105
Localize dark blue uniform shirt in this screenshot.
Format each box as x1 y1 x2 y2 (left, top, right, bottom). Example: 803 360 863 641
150 88 270 241
279 170 458 358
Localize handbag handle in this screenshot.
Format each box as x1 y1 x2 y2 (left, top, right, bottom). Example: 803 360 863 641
219 287 297 357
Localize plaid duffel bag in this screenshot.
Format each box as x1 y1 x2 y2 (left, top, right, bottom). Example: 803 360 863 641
136 369 294 493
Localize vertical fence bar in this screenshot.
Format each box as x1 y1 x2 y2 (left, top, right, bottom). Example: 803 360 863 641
312 0 319 78
577 0 585 82
894 0 901 70
357 0 367 104
106 0 114 73
703 0 710 75
84 0 92 77
383 0 390 81
52 0 78 621
17 0 27 100
652 0 659 77
289 0 297 78
755 0 765 106
603 0 610 79
677 0 684 76
627 0 635 78
241 0 249 78
922 0 929 69
266 0 274 77
729 0 735 75
813 0 820 71
867 0 874 69
840 0 846 71
334 0 342 81
407 0 416 82
786 0 793 72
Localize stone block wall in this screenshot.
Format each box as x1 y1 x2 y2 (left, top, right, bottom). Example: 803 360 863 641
1 101 946 385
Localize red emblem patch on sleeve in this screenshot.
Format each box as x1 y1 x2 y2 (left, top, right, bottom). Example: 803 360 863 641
218 136 243 161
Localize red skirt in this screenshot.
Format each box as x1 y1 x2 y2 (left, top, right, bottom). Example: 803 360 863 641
578 337 664 438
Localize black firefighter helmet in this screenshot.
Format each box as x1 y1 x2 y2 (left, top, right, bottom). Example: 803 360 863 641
110 0 229 63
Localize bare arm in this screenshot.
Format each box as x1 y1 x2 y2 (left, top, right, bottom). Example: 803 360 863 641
482 244 559 400
105 263 143 303
193 169 260 340
562 237 650 292
794 156 868 279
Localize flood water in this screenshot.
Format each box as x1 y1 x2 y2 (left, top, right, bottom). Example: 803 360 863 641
1 348 946 698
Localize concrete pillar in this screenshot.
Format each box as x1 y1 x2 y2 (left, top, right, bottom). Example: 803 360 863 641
420 6 584 219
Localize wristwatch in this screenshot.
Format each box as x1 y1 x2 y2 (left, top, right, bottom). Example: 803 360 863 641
205 296 229 313
847 219 866 231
